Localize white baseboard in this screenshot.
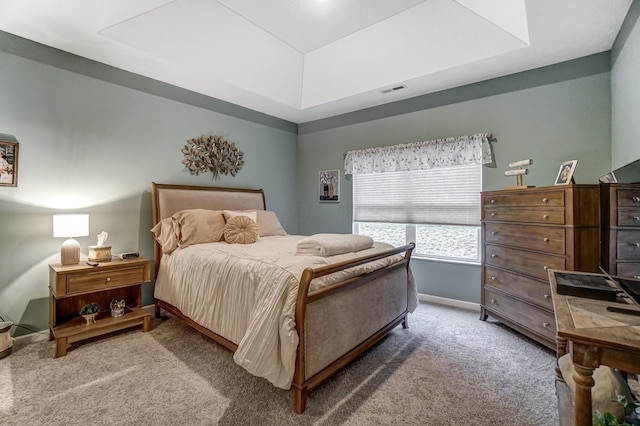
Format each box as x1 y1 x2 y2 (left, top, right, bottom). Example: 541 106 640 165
418 293 481 311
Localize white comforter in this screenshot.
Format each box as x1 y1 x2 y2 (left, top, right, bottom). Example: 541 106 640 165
154 235 417 389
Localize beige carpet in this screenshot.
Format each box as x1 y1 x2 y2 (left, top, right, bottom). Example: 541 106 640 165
0 301 558 425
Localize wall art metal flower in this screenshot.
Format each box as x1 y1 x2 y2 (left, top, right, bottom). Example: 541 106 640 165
181 134 244 179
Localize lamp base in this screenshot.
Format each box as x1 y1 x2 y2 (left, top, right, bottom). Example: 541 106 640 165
60 238 80 265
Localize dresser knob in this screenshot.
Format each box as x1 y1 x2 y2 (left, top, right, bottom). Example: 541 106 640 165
543 237 549 242
106 277 111 282
491 231 496 235
491 212 496 217
491 299 496 304
543 214 549 220
490 199 496 204
634 216 640 222
490 276 496 281
632 242 640 248
543 266 549 271
543 294 550 299
542 197 548 203
632 196 640 203
491 254 497 258
543 322 550 328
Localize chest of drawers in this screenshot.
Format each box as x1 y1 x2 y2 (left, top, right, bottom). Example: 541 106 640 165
600 183 640 278
480 185 600 349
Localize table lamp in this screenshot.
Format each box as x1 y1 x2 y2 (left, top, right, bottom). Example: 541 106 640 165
53 214 89 265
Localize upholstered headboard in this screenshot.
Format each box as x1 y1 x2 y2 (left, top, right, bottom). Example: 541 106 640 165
150 182 266 269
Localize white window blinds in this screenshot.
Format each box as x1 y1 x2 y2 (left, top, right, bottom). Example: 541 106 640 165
353 163 482 225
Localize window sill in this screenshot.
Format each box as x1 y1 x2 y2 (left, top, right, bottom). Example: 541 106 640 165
411 254 480 267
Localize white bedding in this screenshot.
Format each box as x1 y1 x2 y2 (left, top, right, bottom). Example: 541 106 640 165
154 235 417 389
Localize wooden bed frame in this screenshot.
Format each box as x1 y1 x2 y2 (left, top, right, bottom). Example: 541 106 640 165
150 182 415 413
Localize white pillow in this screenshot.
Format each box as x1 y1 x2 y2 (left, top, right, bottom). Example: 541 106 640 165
223 210 257 224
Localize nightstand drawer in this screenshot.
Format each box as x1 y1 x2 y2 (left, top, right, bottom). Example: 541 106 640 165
67 266 146 294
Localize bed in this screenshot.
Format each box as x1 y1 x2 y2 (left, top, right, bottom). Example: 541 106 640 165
150 182 417 413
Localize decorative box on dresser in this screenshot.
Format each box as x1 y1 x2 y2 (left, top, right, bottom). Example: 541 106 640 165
480 185 600 349
600 183 640 279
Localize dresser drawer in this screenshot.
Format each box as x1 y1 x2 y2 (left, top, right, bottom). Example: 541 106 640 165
617 230 640 260
484 244 566 281
483 191 564 208
483 208 564 224
617 190 640 207
618 210 640 227
66 266 147 294
616 262 640 278
484 223 565 254
483 266 554 310
484 288 556 341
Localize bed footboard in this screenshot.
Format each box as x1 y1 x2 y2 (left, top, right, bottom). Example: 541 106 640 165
292 243 414 413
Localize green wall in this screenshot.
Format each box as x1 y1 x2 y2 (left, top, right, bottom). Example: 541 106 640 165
297 54 612 302
0 33 298 335
612 0 640 169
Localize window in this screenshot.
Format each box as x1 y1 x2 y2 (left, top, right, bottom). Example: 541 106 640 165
345 133 492 264
352 163 481 263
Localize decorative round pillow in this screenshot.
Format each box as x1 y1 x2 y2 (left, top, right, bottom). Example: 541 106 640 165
224 215 259 244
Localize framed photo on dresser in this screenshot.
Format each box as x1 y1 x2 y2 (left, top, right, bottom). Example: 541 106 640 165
554 160 577 185
0 140 18 187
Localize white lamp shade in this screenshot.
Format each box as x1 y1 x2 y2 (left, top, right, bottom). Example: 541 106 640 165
53 214 89 265
53 214 89 238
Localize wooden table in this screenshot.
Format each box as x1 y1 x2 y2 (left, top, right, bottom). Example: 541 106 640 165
549 269 640 425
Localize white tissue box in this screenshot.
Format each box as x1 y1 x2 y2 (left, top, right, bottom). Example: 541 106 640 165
88 245 112 262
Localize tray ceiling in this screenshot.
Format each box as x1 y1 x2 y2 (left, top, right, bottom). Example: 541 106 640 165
0 0 633 123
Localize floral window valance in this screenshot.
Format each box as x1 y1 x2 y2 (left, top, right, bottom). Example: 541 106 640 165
344 133 493 175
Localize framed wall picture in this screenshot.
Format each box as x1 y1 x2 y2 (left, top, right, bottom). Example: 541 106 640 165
0 140 18 187
554 160 577 185
319 169 340 202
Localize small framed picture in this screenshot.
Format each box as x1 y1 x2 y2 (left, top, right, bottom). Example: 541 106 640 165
599 172 617 183
319 169 340 203
0 140 18 187
554 160 577 185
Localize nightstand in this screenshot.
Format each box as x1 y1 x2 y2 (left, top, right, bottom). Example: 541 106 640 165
48 257 151 358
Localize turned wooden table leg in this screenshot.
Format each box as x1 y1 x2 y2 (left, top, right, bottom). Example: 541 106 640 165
572 362 596 426
556 336 568 381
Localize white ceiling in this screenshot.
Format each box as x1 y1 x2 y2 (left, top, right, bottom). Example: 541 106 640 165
0 0 633 123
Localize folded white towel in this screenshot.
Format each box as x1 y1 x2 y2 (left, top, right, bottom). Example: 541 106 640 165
296 233 374 257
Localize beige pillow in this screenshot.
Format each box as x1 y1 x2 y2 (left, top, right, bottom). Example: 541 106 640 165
558 354 633 421
150 217 180 254
173 209 226 248
256 210 287 236
223 209 258 223
224 215 259 244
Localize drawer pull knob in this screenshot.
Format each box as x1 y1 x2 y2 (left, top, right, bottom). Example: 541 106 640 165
543 322 550 328
543 266 549 271
634 216 640 222
491 254 497 258
542 197 549 203
544 294 550 299
542 214 549 220
491 299 496 304
491 212 496 217
632 242 640 248
490 199 496 204
491 231 496 235
490 276 496 281
543 237 549 242
106 277 111 282
632 196 640 203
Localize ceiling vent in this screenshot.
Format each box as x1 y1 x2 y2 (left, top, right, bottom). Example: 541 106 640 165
380 84 407 94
